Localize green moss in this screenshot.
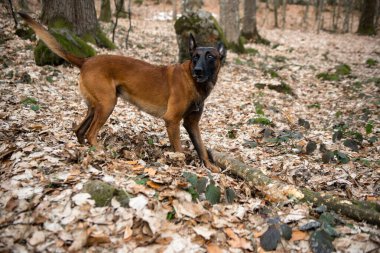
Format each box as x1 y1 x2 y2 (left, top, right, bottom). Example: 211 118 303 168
210 16 228 47
228 36 245 54
273 55 287 63
246 48 259 55
316 72 340 81
317 63 351 81
34 17 115 66
248 116 272 125
47 17 74 30
34 29 96 66
83 180 130 207
16 27 36 41
366 58 378 67
335 64 351 76
94 27 116 49
268 82 296 96
83 180 115 207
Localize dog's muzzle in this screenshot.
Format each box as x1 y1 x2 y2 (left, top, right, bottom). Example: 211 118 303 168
193 68 208 83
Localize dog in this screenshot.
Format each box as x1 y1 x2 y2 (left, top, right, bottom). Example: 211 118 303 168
19 12 226 172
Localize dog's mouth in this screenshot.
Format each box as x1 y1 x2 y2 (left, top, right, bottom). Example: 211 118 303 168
193 75 209 83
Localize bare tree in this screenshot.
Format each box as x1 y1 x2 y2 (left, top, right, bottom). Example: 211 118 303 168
316 0 324 33
172 0 177 20
301 0 310 31
342 0 352 32
281 0 287 30
274 0 279 28
332 0 338 31
357 0 377 35
41 0 97 37
100 0 111 22
242 0 261 41
220 0 241 50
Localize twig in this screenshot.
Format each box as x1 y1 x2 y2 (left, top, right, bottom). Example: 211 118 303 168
0 222 40 229
7 0 18 29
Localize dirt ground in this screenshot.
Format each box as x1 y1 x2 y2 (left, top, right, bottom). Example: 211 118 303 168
0 1 379 252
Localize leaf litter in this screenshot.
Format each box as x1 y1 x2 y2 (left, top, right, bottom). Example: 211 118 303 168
0 2 379 252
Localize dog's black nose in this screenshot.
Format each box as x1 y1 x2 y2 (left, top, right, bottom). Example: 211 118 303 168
194 68 204 76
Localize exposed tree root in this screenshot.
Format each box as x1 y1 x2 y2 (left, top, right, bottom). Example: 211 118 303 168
213 151 380 226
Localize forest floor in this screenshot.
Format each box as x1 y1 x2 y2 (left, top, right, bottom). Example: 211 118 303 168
1 2 380 253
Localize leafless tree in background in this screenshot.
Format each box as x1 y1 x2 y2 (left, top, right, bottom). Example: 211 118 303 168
281 0 287 30
220 0 240 45
357 0 377 35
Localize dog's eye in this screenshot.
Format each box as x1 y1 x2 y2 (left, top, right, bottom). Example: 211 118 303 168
207 54 214 60
192 56 199 62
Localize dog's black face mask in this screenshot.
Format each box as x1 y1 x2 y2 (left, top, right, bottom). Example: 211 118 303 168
189 34 226 84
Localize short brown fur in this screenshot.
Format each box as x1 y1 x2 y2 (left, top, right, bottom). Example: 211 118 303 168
19 12 225 172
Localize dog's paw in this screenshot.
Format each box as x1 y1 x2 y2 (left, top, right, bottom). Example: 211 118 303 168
205 163 221 173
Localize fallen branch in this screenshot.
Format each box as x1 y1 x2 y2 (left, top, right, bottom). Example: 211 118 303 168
213 151 380 226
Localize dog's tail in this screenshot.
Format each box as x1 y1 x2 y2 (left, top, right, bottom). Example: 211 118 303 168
18 12 85 68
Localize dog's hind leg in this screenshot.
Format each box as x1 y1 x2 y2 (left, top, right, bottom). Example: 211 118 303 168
75 107 94 144
85 95 117 147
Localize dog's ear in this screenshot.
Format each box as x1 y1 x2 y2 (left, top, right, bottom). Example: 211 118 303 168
217 42 227 62
189 33 197 56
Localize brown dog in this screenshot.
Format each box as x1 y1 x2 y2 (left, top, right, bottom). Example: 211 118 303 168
19 13 226 172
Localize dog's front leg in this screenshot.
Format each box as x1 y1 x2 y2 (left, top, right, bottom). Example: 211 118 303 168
183 108 220 173
165 120 183 152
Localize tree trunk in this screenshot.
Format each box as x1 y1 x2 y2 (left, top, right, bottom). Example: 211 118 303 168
302 0 310 31
332 0 337 31
316 0 324 33
100 0 111 22
115 0 128 18
182 0 203 13
220 0 243 52
36 0 115 66
18 0 30 11
172 0 177 20
375 0 380 28
242 0 261 41
336 0 341 31
41 0 97 36
274 0 279 28
281 0 286 30
213 151 380 226
357 0 377 35
343 0 351 33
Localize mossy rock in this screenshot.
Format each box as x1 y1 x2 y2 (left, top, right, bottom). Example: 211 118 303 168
34 17 115 66
174 10 227 63
83 180 130 207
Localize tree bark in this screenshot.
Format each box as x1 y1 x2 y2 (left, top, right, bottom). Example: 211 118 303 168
36 0 115 66
281 0 286 30
316 0 324 33
301 0 310 31
100 0 112 22
213 151 380 226
41 0 97 36
332 0 337 31
172 0 177 20
220 0 242 51
242 0 261 41
343 0 352 33
357 0 377 35
274 0 279 28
